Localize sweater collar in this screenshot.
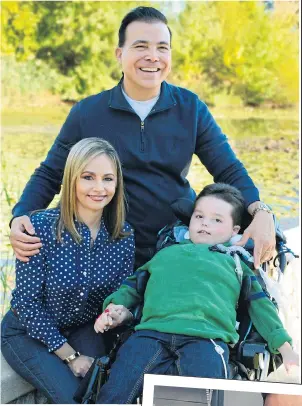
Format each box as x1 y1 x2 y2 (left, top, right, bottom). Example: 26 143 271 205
180 239 231 248
109 78 176 114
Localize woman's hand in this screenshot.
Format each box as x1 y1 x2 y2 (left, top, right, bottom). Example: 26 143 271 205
94 310 111 333
94 304 133 333
10 216 42 262
68 355 94 378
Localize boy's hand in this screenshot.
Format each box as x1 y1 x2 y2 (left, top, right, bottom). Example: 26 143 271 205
94 304 133 333
106 303 133 326
278 342 300 373
94 309 112 333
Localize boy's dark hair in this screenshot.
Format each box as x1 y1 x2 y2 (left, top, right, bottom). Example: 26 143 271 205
118 6 172 47
195 183 245 226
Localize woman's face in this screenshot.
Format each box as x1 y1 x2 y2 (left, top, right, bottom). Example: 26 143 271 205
76 154 117 216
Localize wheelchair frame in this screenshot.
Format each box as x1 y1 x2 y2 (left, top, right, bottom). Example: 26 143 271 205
75 206 297 404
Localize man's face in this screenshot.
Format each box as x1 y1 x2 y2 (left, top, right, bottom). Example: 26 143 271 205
189 196 240 245
116 21 172 100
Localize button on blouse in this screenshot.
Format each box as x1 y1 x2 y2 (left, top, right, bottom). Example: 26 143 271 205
11 208 135 352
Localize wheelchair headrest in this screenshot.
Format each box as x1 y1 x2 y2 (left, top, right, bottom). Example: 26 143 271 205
273 216 287 245
171 197 194 226
170 197 287 246
171 196 253 232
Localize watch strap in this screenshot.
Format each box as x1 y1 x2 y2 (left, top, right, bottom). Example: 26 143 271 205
63 351 81 364
251 203 273 217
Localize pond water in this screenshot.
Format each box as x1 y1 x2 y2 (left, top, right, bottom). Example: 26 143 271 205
188 116 299 221
1 108 299 228
0 106 299 315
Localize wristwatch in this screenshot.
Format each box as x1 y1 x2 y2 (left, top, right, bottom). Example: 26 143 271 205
251 202 273 217
63 351 81 364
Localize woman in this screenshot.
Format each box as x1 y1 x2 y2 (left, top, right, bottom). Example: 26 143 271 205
1 138 135 403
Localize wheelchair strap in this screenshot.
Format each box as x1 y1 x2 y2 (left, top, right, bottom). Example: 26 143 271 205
123 279 136 289
209 244 253 284
248 291 267 301
210 244 254 265
206 389 213 406
210 245 282 307
233 253 243 284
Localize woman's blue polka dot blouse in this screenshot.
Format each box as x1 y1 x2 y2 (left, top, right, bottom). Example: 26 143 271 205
11 208 135 352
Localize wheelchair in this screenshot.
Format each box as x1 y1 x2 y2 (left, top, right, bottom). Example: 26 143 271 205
75 197 297 405
155 197 297 382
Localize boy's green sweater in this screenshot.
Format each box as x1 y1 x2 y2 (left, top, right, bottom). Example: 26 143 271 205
103 242 291 353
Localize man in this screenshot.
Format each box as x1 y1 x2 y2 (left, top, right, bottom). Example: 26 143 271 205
11 6 274 270
9 6 299 406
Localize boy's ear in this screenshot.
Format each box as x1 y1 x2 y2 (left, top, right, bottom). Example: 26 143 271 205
232 225 241 236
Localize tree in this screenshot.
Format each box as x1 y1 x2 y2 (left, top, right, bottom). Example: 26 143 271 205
170 1 299 106
1 1 39 59
1 1 299 106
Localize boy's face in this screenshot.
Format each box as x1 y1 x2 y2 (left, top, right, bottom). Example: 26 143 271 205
189 196 240 245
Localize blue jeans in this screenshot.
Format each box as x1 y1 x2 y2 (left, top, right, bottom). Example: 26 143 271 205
97 329 229 404
1 310 108 404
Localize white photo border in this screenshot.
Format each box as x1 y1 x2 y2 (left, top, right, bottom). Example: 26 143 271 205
142 374 302 406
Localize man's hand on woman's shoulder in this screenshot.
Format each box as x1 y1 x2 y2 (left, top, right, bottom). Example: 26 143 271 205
10 216 42 262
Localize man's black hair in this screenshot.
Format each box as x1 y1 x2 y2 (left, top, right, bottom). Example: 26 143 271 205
195 183 245 226
118 6 172 47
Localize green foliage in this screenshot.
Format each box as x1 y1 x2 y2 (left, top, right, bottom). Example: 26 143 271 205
32 1 125 99
1 1 299 106
2 1 139 99
1 1 40 59
168 1 220 104
1 55 58 106
170 1 299 106
0 253 15 318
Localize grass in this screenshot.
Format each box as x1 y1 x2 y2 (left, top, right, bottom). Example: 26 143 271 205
1 104 71 126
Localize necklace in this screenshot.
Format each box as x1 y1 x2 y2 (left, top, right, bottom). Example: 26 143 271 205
90 236 95 249
89 227 100 249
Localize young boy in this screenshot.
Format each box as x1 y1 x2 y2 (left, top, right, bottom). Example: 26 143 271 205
94 183 298 404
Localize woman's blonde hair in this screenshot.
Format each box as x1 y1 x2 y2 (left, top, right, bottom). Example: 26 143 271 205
56 137 128 244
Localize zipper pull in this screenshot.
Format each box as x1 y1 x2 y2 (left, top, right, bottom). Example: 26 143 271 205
140 121 145 152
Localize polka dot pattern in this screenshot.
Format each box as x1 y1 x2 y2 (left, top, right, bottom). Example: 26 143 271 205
11 208 135 352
